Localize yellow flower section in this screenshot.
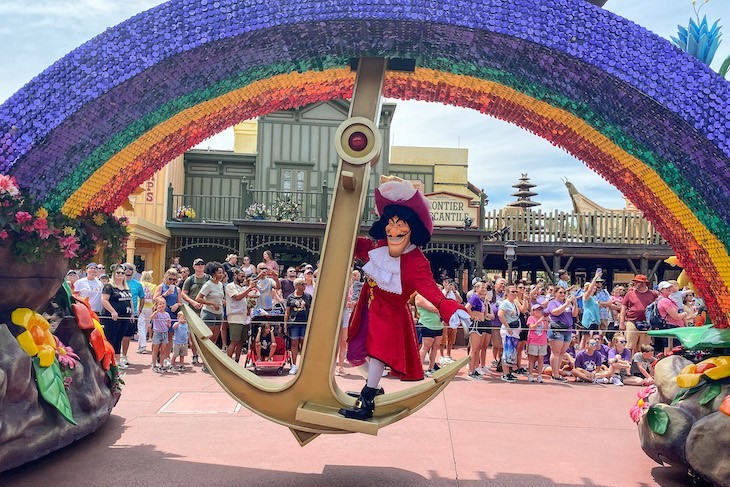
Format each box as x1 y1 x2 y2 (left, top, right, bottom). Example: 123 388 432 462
677 356 730 388
60 67 730 299
11 308 57 367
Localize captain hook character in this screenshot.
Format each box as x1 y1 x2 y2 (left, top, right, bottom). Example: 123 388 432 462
338 176 470 420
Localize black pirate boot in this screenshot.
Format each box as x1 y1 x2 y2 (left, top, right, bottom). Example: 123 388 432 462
338 386 379 420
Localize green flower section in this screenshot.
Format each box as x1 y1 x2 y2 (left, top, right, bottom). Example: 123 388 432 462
44 52 729 252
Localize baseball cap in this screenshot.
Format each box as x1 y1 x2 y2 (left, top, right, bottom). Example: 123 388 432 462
86 262 98 269
657 281 672 290
66 270 78 276
193 258 205 265
531 303 543 310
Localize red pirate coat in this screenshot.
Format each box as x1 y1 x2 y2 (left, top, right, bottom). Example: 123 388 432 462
347 238 464 381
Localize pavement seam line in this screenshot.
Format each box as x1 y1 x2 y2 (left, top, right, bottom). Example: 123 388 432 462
442 389 461 487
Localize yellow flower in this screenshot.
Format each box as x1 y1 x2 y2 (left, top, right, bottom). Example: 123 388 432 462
63 226 76 236
35 207 48 219
92 213 106 226
11 308 57 367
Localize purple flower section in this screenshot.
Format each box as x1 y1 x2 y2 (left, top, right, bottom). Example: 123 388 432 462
7 17 730 224
0 0 728 197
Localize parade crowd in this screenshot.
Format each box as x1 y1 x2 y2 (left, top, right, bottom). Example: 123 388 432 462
65 255 706 386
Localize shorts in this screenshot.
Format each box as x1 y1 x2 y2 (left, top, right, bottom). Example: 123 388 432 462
468 321 490 336
420 327 443 339
579 322 599 335
200 310 222 328
228 322 250 342
173 343 188 357
519 329 529 341
152 331 169 345
547 329 572 342
341 308 352 328
288 324 306 340
124 320 136 337
527 343 548 356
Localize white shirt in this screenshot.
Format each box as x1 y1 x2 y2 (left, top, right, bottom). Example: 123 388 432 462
74 277 103 313
225 282 249 324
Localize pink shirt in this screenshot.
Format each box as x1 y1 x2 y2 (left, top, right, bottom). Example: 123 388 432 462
657 296 685 327
527 316 548 345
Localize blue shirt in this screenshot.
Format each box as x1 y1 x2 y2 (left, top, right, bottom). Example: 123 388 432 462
581 295 601 327
595 288 611 320
127 278 145 315
173 322 189 345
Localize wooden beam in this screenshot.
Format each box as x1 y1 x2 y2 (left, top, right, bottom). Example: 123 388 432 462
539 255 553 277
564 256 574 272
626 258 638 274
647 259 662 281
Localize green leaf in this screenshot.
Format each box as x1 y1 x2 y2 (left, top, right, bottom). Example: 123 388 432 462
699 383 722 406
671 388 688 406
719 54 730 78
647 406 670 435
33 357 76 425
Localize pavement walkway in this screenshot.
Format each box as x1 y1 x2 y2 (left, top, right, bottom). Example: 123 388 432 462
1 348 691 487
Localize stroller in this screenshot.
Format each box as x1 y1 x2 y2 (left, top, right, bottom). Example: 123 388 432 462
245 314 291 375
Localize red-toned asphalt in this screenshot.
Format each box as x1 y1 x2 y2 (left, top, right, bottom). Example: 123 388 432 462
1 348 690 487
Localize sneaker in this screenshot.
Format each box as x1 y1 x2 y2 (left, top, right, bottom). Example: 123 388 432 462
120 356 129 366
151 365 162 373
537 375 544 383
433 363 440 371
467 371 483 380
176 365 186 371
192 355 199 365
495 365 503 373
491 360 500 367
501 374 516 382
528 374 535 382
515 367 528 375
610 375 624 386
506 373 518 382
117 362 129 369
424 369 434 377
201 365 210 373
136 348 147 354
593 378 609 384
289 364 298 375
552 375 567 382
163 358 171 368
475 366 486 375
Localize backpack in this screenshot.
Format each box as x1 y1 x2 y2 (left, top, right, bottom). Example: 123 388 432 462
645 299 667 330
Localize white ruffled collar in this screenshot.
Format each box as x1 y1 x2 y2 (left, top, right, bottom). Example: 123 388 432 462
361 245 416 294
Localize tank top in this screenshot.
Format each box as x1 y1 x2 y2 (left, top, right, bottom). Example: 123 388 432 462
160 284 179 315
417 306 443 331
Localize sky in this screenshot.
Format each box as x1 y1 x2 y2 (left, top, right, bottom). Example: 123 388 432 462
1 0 728 211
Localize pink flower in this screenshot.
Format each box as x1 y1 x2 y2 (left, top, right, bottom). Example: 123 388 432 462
629 405 644 423
55 336 80 369
32 218 51 239
15 211 32 224
0 174 20 196
637 385 656 399
58 235 80 258
0 230 8 240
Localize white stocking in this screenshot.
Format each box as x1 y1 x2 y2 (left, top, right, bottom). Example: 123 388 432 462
366 357 385 389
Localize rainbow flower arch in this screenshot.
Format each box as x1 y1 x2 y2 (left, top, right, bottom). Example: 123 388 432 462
1 0 729 325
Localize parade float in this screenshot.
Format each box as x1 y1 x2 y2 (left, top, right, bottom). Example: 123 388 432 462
0 174 128 471
0 0 728 481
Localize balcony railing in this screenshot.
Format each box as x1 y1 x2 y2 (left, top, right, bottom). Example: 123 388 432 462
484 209 668 246
168 185 379 224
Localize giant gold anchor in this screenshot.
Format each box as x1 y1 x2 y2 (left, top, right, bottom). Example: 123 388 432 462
187 58 468 446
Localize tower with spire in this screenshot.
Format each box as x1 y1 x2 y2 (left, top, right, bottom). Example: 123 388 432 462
507 173 540 209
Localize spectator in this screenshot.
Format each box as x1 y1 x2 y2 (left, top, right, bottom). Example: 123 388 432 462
488 278 506 372
526 303 549 383
149 297 170 373
99 273 109 285
74 263 103 313
171 311 190 371
557 269 570 290
656 281 694 354
415 292 445 377
594 277 612 332
252 263 281 313
263 249 279 276
137 270 157 354
578 270 602 349
177 266 190 287
196 261 226 372
100 265 133 369
284 277 312 375
303 268 316 296
498 283 521 382
572 338 610 384
620 274 658 353
226 269 255 362
514 281 530 375
607 333 632 385
153 268 182 367
239 255 256 277
120 263 145 367
626 344 656 386
254 323 276 361
547 286 579 382
465 282 490 380
280 266 298 300
223 254 238 282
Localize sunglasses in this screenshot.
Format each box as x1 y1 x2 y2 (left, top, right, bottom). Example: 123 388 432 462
588 341 598 346
114 271 125 275
618 340 627 343
168 276 177 280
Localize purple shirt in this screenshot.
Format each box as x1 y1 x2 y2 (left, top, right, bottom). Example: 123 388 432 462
608 348 632 361
547 299 574 329
575 349 604 372
468 294 485 314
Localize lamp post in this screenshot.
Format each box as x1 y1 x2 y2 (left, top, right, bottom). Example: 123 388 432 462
504 240 517 284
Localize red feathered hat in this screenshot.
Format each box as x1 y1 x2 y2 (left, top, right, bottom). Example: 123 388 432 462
372 177 433 242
